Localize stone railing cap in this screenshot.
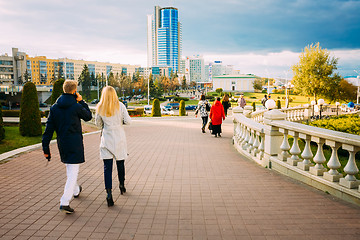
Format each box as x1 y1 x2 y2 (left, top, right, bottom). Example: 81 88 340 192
264 109 286 120
233 106 243 113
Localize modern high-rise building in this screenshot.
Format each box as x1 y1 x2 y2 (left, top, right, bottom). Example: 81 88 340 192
147 6 182 73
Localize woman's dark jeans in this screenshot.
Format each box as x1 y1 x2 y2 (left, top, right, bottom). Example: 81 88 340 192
201 116 208 129
103 159 125 189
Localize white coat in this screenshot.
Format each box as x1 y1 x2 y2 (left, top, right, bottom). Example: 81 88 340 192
95 102 131 160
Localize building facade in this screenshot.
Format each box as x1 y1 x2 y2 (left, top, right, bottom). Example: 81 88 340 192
184 55 205 83
212 74 257 92
147 6 182 72
0 48 140 87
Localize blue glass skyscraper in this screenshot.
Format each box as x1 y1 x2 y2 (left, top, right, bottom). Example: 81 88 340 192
147 6 182 72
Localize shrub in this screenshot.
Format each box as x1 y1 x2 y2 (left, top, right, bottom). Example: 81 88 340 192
51 78 65 105
262 90 267 93
251 102 256 111
179 100 186 116
205 96 215 101
276 100 281 109
151 99 161 117
215 88 223 94
308 115 360 135
2 110 20 117
19 82 42 136
0 108 5 141
128 108 144 117
174 97 189 102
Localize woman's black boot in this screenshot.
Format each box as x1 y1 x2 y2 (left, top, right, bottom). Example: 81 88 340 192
106 189 114 207
119 184 126 195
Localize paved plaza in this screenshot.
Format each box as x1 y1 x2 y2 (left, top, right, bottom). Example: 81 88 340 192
1 116 360 239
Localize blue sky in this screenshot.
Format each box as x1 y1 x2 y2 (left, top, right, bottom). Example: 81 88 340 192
1 0 360 78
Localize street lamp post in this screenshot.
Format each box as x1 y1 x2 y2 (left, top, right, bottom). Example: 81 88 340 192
336 102 340 116
354 70 359 105
318 99 325 119
311 100 316 118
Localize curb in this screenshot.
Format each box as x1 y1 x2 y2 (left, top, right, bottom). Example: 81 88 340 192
0 130 101 163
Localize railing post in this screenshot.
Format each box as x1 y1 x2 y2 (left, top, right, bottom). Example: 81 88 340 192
232 106 243 146
339 145 360 189
309 137 327 176
303 104 311 120
263 109 286 168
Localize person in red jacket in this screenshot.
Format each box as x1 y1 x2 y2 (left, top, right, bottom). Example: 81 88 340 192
210 97 225 137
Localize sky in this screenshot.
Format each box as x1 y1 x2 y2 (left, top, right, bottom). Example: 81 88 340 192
1 0 360 79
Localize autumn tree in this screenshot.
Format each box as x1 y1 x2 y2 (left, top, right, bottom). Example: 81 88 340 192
292 43 339 101
253 78 263 91
181 76 187 89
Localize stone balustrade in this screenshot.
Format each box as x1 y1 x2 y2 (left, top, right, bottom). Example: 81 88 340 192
233 106 360 205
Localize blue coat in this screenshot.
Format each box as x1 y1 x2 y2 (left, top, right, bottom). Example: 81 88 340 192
42 94 92 164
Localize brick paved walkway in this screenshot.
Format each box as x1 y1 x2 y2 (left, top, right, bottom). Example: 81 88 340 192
1 117 360 240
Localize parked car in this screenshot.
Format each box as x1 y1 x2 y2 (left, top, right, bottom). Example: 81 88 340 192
144 105 152 115
91 99 99 104
161 106 174 115
169 102 180 110
164 104 173 110
185 105 197 110
39 102 48 107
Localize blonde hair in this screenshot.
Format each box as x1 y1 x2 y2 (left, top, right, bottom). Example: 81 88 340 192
96 86 120 117
63 80 78 93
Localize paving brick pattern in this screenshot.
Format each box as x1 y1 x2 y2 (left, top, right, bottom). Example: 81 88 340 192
1 117 360 239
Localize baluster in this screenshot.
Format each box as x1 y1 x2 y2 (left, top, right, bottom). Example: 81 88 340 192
279 129 291 161
339 145 360 189
248 130 255 153
309 137 327 176
323 141 343 182
235 124 240 145
298 134 313 171
287 131 302 166
239 124 246 144
242 127 250 150
253 131 260 157
259 132 265 160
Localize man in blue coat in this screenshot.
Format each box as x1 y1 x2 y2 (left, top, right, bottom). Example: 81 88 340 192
42 80 92 214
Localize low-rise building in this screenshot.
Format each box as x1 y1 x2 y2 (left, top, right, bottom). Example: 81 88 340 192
212 74 258 92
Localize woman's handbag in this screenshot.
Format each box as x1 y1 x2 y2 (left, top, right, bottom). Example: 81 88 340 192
208 121 213 131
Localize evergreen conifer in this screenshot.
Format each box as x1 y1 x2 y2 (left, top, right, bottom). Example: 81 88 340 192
179 100 186 116
151 99 161 117
19 82 42 136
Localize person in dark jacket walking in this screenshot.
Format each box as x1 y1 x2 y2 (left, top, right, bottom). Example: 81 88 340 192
210 97 225 137
42 80 92 214
222 94 231 117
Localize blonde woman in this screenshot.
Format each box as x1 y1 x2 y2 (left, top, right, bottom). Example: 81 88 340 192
95 86 131 207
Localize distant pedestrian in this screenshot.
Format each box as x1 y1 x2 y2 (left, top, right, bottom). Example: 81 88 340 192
195 94 211 133
261 95 268 107
210 97 225 137
95 86 131 207
238 94 246 108
222 94 231 117
42 80 92 214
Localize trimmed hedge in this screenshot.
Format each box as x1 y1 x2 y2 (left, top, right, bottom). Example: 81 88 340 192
51 79 64 105
2 110 20 117
174 97 189 102
151 99 161 117
276 100 281 109
128 108 144 117
19 82 42 136
0 109 4 141
308 115 360 135
179 100 186 116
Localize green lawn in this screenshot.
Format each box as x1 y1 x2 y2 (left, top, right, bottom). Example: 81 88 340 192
0 126 56 155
